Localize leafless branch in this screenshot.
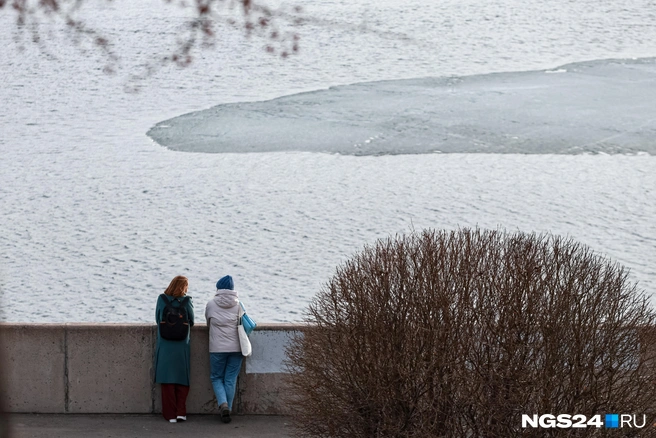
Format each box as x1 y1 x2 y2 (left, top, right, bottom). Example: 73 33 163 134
285 229 656 437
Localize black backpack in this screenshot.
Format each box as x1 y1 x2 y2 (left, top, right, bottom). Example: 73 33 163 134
159 294 190 341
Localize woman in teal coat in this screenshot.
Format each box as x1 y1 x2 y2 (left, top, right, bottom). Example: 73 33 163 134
154 275 195 423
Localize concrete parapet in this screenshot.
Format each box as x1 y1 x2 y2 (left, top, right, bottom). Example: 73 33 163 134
65 324 154 413
237 324 301 415
174 325 218 415
0 323 299 415
239 373 291 415
1 324 66 413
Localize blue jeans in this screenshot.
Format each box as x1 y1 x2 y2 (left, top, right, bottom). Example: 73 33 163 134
210 352 243 410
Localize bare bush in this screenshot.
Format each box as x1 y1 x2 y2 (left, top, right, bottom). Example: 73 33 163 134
286 228 656 437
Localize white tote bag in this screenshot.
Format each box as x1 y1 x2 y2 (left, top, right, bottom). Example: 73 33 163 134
238 304 252 357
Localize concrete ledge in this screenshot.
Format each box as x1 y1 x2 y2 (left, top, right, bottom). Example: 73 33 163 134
66 324 154 413
0 323 299 415
252 323 310 331
239 373 291 415
180 325 218 414
1 325 66 413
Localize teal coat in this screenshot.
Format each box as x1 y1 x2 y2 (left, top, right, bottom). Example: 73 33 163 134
154 294 195 385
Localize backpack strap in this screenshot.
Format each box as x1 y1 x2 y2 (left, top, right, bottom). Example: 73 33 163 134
160 294 188 311
162 295 187 306
237 301 244 325
159 294 170 323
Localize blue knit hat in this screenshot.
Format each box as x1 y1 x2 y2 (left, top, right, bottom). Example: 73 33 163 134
216 275 234 290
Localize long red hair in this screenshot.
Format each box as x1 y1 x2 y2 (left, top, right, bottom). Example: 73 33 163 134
164 275 188 298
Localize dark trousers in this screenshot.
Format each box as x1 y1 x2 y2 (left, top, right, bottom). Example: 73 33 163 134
161 384 190 420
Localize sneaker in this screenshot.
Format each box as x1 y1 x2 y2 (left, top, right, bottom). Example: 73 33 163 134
220 405 232 424
177 416 187 421
169 419 177 423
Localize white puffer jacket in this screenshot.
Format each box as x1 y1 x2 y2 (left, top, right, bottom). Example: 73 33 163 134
205 289 241 353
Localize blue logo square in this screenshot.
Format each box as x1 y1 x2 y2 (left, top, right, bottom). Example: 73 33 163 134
606 414 619 428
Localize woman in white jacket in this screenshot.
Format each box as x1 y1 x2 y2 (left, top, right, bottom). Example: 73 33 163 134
205 275 243 423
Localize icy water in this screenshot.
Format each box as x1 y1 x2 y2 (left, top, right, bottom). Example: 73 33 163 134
1 0 655 322
149 58 656 155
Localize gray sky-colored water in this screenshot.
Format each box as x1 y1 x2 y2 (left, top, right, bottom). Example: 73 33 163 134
2 0 656 322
